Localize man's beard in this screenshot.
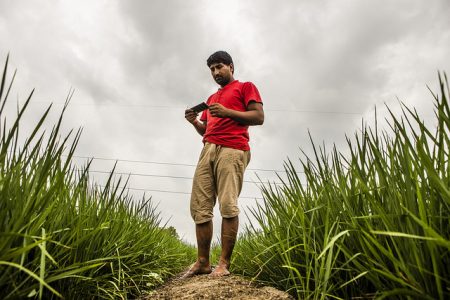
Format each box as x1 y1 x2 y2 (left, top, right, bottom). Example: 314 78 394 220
215 76 229 86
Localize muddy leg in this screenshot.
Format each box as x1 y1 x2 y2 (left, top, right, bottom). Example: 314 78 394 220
182 221 213 278
211 216 238 277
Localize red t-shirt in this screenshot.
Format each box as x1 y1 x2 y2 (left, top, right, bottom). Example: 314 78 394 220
200 80 263 151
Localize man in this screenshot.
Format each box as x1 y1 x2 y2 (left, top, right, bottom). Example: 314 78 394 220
184 50 264 277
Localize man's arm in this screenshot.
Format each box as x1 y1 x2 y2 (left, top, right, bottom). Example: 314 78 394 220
209 101 264 125
185 109 206 136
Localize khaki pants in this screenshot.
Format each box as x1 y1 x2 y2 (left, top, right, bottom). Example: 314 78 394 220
190 142 250 224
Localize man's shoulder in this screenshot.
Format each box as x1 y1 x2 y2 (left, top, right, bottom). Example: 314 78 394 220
233 81 260 93
236 80 256 87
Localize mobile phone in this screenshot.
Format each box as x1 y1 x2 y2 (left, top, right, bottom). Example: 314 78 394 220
190 102 209 113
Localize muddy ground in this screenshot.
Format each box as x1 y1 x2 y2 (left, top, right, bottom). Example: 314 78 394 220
144 273 294 300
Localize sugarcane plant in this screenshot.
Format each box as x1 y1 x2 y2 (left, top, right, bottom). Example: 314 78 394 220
0 55 195 299
233 73 450 299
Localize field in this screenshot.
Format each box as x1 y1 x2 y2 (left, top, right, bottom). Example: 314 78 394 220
0 57 196 299
232 75 450 299
1 54 449 299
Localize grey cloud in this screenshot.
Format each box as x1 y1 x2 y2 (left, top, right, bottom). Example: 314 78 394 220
116 1 213 106
1 0 449 244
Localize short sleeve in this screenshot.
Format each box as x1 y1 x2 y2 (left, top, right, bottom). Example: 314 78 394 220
242 82 263 107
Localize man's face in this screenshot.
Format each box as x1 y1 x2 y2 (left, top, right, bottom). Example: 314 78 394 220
209 63 234 86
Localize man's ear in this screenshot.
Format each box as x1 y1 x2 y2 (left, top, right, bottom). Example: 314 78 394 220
230 63 234 74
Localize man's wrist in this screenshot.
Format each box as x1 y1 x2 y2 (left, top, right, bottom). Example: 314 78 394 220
224 108 233 118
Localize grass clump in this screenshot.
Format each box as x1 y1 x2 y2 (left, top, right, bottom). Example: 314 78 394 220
233 74 450 299
0 56 195 299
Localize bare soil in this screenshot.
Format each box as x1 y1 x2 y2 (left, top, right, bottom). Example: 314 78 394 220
144 272 294 300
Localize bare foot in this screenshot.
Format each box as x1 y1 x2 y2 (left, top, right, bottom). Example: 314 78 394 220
181 261 212 279
209 264 230 277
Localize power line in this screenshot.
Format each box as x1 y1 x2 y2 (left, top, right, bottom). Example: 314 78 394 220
267 109 361 115
89 170 193 179
97 185 263 200
85 169 287 185
71 155 304 173
30 101 362 115
74 156 196 167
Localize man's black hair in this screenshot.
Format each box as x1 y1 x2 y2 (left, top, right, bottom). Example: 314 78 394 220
206 51 234 68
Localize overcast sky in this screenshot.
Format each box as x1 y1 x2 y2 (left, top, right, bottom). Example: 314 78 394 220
1 0 449 243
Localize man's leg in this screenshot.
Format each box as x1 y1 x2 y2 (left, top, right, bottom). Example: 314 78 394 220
211 147 249 277
184 143 216 278
196 220 213 270
182 220 213 278
210 216 239 277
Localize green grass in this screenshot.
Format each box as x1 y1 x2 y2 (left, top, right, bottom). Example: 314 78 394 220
3 52 448 299
232 74 450 299
0 55 195 299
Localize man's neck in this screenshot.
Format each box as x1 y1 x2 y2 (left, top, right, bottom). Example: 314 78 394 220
220 77 236 88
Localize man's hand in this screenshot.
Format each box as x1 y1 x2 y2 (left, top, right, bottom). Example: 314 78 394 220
185 108 198 124
209 103 230 118
185 108 206 136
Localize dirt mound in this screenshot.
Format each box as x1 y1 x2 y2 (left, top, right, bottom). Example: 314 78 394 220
145 273 294 300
